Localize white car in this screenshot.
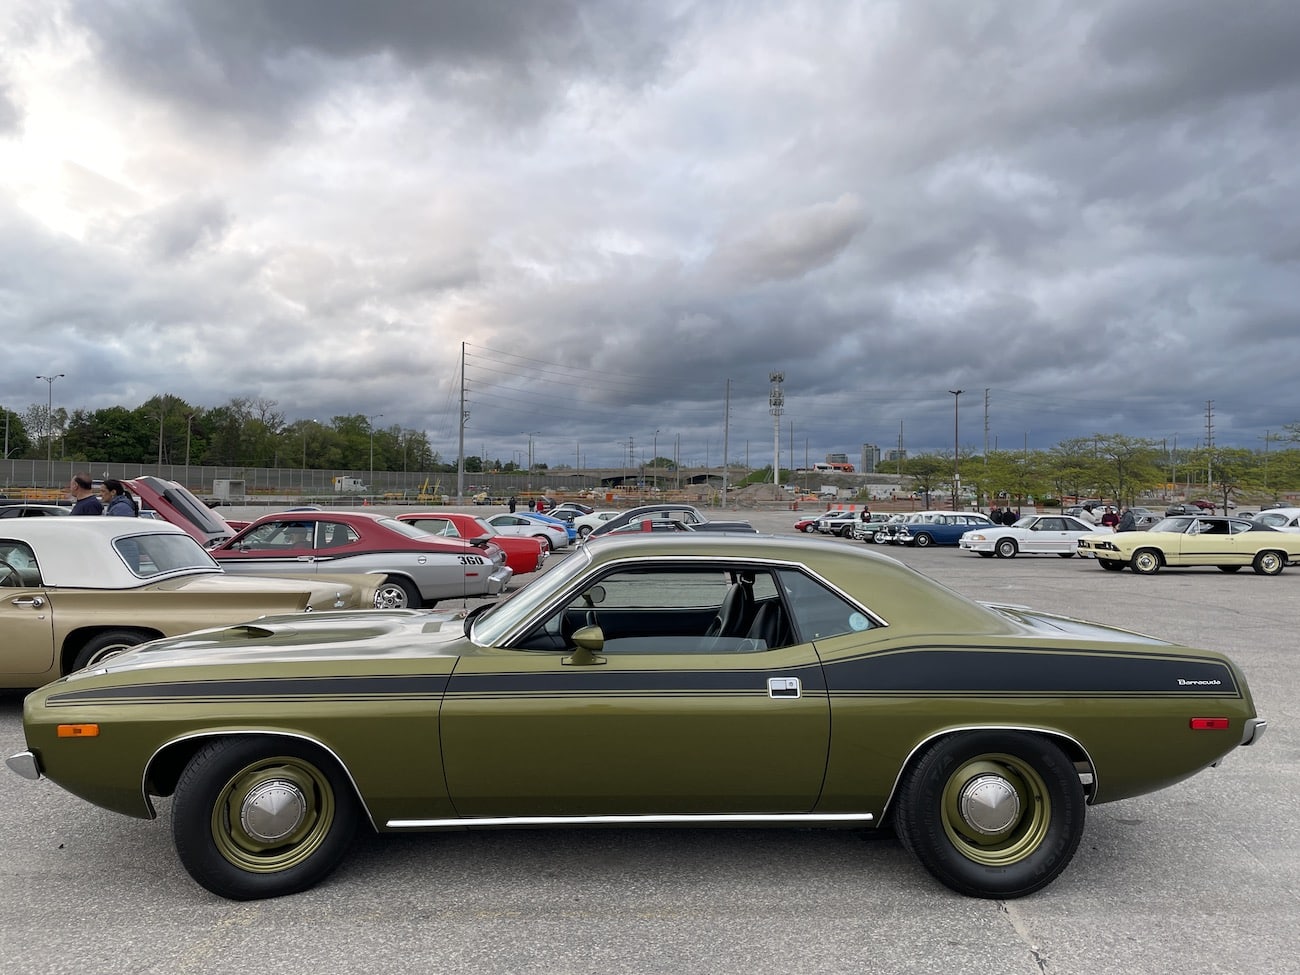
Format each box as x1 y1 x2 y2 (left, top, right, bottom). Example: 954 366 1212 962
960 514 1101 558
485 512 570 551
1251 507 1300 532
572 509 621 538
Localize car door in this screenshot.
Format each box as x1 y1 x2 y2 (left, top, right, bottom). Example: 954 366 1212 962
0 540 55 677
1029 517 1072 554
212 518 321 577
440 564 830 817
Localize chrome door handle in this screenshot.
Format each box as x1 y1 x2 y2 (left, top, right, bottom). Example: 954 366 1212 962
768 677 802 699
12 596 45 608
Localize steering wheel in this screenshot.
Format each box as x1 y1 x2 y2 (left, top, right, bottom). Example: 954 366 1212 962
0 557 22 587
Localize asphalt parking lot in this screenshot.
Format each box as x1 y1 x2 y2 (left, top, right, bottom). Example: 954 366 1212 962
1 506 1296 975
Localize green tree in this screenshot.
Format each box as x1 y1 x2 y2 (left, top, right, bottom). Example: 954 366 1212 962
1 407 31 459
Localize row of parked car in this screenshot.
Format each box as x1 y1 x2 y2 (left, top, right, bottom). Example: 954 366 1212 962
794 505 1300 573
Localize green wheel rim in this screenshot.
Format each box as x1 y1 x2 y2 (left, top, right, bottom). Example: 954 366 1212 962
940 753 1051 867
210 757 336 873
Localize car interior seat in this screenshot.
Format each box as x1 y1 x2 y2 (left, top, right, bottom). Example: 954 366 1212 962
743 601 790 649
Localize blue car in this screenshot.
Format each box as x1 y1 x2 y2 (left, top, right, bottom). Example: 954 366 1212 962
527 511 577 543
893 511 995 547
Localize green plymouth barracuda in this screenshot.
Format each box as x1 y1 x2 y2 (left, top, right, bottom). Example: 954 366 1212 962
7 534 1265 901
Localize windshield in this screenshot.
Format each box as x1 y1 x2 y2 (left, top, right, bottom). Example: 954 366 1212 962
471 546 593 645
1149 516 1194 533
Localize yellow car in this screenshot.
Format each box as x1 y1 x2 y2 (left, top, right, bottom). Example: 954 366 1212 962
0 518 377 686
1077 515 1300 574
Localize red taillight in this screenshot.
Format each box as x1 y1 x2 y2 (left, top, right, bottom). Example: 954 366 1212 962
1190 718 1230 731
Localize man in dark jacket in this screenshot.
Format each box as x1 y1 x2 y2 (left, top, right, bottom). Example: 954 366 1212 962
68 473 103 515
1116 507 1137 532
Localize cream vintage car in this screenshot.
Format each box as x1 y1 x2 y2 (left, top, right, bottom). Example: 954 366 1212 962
1077 514 1300 574
0 518 377 687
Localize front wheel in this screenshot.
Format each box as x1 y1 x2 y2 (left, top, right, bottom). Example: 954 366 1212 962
1253 551 1285 576
1057 552 1076 559
374 576 420 609
912 533 933 548
995 538 1018 559
72 629 150 671
1130 549 1162 574
893 731 1085 899
578 525 593 538
171 736 360 900
1098 559 1126 571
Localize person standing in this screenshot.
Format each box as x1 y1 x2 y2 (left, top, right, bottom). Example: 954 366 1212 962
1116 507 1137 532
100 478 139 517
68 473 103 515
508 496 517 513
1100 506 1120 530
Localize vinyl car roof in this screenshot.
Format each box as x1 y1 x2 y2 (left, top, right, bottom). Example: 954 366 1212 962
0 518 216 588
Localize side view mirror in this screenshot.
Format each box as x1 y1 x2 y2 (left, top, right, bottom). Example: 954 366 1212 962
563 625 607 666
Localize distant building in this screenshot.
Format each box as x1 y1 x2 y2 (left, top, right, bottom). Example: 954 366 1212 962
825 452 850 466
884 448 908 464
860 443 881 473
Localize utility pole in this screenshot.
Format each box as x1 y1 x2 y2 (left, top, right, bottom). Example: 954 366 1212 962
769 372 784 493
948 389 963 505
721 380 730 509
457 342 467 503
1205 400 1215 490
36 373 64 486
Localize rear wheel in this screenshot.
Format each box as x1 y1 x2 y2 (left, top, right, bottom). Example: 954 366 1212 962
72 629 150 671
374 576 419 609
894 731 1085 899
995 538 1018 559
1253 551 1285 576
1057 552 1076 558
1217 565 1242 574
977 552 994 558
1130 549 1162 574
578 525 593 538
171 736 360 900
533 533 554 552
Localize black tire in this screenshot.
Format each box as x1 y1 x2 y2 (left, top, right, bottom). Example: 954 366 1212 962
894 731 1085 899
72 629 149 671
1098 559 1125 571
913 533 933 548
1057 552 1076 559
839 525 853 538
977 552 994 558
995 538 1018 559
533 533 554 552
373 575 420 609
1253 551 1285 576
1130 549 1162 574
1217 565 1242 574
171 736 360 900
578 525 593 538
802 524 816 533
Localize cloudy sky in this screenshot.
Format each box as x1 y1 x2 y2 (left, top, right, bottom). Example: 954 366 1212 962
3 0 1299 470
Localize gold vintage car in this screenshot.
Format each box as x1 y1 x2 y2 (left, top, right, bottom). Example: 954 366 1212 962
1077 514 1300 574
0 518 377 686
7 534 1264 901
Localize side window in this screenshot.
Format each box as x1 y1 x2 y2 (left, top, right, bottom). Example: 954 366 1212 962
0 541 40 587
776 569 874 641
515 566 795 653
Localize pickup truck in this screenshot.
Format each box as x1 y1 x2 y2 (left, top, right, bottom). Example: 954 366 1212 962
584 504 756 540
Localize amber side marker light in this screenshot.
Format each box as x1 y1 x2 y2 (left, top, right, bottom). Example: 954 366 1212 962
1190 718 1230 731
56 724 100 738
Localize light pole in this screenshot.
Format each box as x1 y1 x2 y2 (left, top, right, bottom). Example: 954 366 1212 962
651 429 659 489
948 389 963 506
36 374 64 486
185 413 196 469
368 413 383 495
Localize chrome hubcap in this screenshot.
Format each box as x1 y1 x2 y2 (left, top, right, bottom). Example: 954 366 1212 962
240 779 308 843
958 774 1021 835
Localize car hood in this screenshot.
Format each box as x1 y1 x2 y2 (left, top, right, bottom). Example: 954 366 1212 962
61 609 470 682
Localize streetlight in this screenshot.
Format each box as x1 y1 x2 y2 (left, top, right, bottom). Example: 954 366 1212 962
651 429 659 489
368 414 383 496
185 413 196 469
948 389 963 507
36 374 64 486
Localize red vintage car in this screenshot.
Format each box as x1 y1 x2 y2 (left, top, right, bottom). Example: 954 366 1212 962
396 512 547 577
209 510 512 608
